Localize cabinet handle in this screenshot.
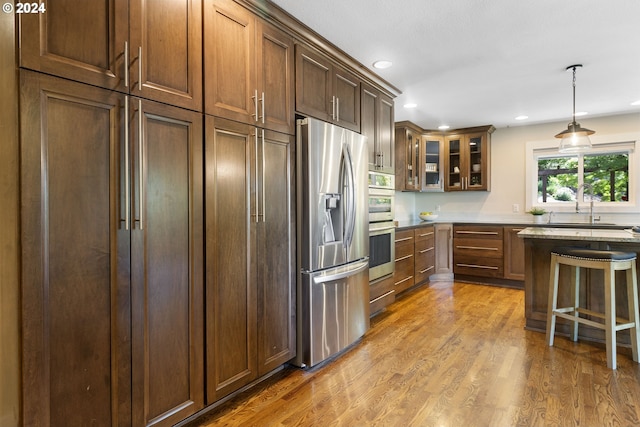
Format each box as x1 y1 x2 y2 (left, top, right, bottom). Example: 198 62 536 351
124 42 129 88
260 92 265 124
396 254 413 262
419 266 434 274
336 97 340 122
456 230 499 235
456 263 498 270
395 237 413 243
252 90 258 122
124 97 130 230
395 276 413 286
261 128 266 222
138 98 144 229
331 96 336 120
455 245 498 251
419 247 434 254
370 289 394 304
137 46 143 91
418 231 434 237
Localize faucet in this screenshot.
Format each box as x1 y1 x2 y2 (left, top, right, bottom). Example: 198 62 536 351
575 183 599 224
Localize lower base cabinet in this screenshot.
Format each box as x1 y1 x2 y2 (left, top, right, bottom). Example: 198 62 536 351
205 116 295 403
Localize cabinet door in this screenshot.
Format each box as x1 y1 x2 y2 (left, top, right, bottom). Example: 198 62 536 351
295 45 332 122
131 98 204 426
362 83 394 173
20 71 131 427
257 130 296 375
378 93 395 172
257 21 295 134
421 134 444 191
130 0 202 111
434 223 453 276
204 0 256 121
19 0 129 92
504 227 526 280
445 134 464 191
333 65 360 132
466 132 490 191
205 117 258 402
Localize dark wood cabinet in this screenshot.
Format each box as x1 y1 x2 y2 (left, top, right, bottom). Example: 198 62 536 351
393 229 415 293
19 0 203 111
361 82 394 173
444 126 494 191
395 123 422 191
504 226 526 280
20 71 204 427
295 44 360 132
414 226 436 285
205 0 294 134
421 134 445 192
433 223 454 280
205 116 295 402
453 225 504 278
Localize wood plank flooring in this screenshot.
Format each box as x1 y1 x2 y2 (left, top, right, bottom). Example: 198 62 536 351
185 281 640 427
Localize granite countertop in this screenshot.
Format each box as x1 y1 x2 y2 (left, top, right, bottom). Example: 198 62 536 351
394 218 630 231
518 227 640 243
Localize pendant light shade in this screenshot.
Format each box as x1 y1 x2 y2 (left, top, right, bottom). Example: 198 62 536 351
556 64 594 153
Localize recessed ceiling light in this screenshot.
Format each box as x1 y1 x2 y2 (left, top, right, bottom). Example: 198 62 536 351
515 115 528 120
632 100 640 106
438 125 450 130
403 103 417 109
372 60 393 69
574 111 588 117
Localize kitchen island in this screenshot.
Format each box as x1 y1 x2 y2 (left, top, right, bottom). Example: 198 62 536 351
519 227 640 345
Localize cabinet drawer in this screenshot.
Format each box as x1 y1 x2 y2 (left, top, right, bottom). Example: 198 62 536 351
395 229 415 244
395 240 414 261
415 252 435 284
454 225 503 240
453 237 503 259
414 226 435 242
394 255 414 290
369 275 395 314
454 255 503 278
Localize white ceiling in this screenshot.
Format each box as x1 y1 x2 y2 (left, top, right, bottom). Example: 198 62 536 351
271 0 640 131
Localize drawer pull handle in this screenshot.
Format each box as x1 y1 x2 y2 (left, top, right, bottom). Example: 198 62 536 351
456 230 499 235
419 266 435 274
395 276 413 286
456 263 499 270
396 254 414 262
419 231 434 237
419 247 434 254
370 290 395 304
395 237 413 243
455 245 498 251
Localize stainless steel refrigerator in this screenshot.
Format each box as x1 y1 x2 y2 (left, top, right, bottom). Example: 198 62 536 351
295 117 370 368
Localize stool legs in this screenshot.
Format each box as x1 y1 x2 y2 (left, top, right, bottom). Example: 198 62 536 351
570 265 580 341
627 262 640 363
546 254 560 346
604 263 616 369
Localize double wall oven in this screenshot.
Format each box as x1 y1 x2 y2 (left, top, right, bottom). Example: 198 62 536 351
368 171 395 281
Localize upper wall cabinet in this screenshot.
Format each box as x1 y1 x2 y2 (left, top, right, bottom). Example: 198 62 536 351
205 0 295 134
444 126 494 191
394 123 421 191
421 133 445 192
19 0 203 111
295 44 361 133
362 82 394 173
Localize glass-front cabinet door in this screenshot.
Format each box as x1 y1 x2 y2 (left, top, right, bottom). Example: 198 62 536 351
421 134 444 192
466 132 487 190
445 134 463 191
444 128 492 191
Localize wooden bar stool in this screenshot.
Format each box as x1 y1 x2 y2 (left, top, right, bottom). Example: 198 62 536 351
546 246 640 369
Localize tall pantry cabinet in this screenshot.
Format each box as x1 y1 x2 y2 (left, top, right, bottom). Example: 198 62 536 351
20 71 204 427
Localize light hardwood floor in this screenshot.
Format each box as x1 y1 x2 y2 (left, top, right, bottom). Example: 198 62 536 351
186 281 640 426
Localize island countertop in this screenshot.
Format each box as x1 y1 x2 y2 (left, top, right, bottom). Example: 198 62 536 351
518 226 640 243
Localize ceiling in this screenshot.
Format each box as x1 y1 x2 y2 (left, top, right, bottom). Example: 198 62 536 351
271 0 640 131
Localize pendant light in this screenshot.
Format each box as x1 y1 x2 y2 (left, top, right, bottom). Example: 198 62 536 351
556 64 594 153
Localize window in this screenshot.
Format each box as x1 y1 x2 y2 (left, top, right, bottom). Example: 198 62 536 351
525 135 640 213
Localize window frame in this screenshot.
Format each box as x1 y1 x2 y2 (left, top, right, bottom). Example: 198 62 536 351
525 133 640 213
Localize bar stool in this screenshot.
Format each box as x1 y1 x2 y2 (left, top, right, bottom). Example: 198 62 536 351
546 246 640 369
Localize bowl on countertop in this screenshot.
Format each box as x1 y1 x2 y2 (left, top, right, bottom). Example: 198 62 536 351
419 213 438 221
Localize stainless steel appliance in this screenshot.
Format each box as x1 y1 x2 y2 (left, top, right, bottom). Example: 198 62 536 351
368 171 395 281
295 117 369 368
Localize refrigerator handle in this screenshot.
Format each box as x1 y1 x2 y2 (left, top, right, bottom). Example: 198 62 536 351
342 143 356 250
311 259 369 284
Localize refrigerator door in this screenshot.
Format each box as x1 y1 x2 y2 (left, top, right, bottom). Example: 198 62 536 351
298 118 369 272
295 259 370 367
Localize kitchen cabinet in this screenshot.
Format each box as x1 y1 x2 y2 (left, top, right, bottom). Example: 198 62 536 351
453 225 504 279
414 226 436 285
20 71 204 427
205 0 295 134
295 44 361 132
504 226 526 280
394 122 422 191
205 116 295 402
421 133 445 192
433 223 454 280
444 126 494 191
362 82 395 173
370 274 395 315
19 0 203 111
393 229 415 293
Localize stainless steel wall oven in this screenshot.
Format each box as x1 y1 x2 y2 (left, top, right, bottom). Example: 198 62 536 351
368 171 395 281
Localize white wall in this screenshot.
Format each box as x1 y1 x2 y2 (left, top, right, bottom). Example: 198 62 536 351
399 112 640 223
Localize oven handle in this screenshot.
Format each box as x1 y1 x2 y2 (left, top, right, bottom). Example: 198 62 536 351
369 224 396 233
